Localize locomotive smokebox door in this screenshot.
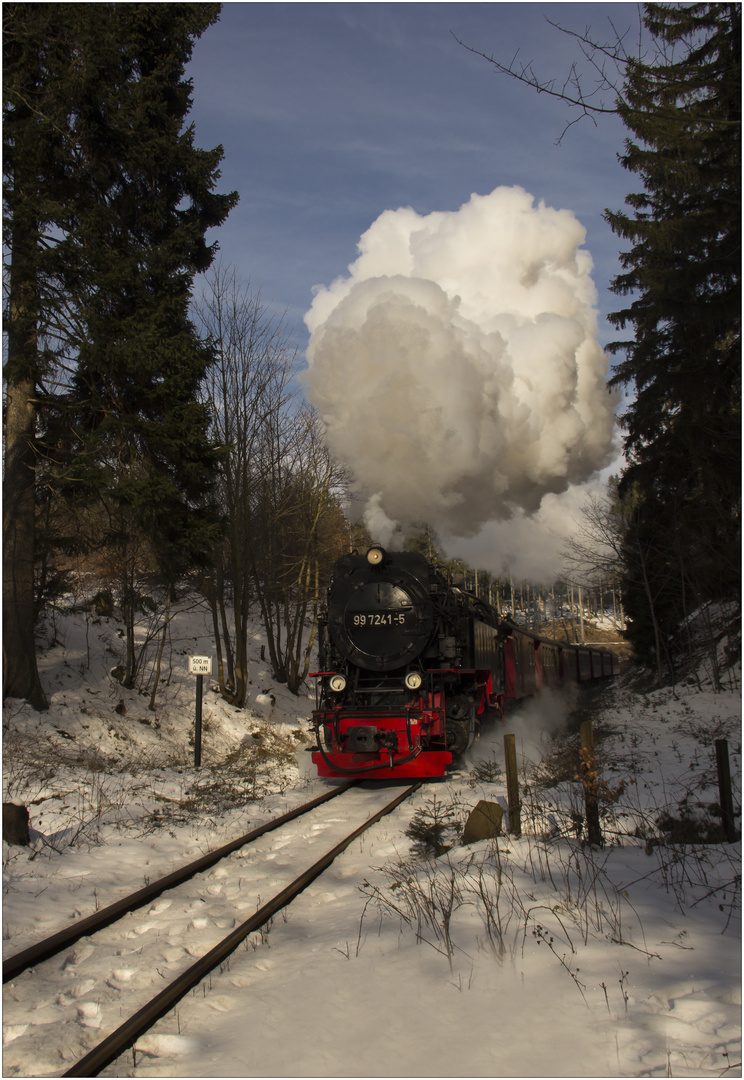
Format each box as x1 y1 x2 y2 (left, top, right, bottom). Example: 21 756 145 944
327 552 435 672
346 726 379 752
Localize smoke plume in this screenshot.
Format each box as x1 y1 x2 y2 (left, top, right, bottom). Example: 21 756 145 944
304 187 616 574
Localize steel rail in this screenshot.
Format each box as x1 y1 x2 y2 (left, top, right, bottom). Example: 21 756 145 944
64 781 422 1077
3 782 354 983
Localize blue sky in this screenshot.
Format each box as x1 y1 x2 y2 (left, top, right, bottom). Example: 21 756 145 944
187 2 639 352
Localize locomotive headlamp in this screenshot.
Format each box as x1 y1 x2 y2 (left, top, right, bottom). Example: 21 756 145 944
405 671 423 691
328 673 347 692
366 546 385 565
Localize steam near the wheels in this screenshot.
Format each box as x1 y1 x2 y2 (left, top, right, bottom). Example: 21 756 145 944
304 187 616 576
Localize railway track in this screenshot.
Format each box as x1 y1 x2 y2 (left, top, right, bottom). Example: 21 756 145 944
3 781 421 1077
3 782 354 983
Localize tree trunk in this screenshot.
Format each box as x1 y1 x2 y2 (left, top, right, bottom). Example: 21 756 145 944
149 585 172 711
3 180 47 710
634 532 665 687
3 375 48 710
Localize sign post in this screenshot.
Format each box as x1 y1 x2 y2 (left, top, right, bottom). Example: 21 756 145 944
188 656 212 767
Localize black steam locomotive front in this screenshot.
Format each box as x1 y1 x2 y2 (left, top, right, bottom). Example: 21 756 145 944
325 546 435 669
310 547 502 778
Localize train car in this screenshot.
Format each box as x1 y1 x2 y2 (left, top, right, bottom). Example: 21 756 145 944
310 548 617 780
500 623 540 698
603 650 620 677
539 640 562 688
560 644 578 683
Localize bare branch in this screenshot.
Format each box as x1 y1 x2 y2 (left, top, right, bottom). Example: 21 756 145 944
451 28 621 144
452 10 738 143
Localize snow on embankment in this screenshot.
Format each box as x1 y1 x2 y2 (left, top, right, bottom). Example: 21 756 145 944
2 594 741 1078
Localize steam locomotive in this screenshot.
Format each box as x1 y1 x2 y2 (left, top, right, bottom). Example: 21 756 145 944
310 547 618 780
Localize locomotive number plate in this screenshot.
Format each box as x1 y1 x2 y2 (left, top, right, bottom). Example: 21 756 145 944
350 612 407 627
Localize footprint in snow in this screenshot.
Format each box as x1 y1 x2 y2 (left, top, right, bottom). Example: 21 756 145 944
185 941 218 957
77 1002 102 1029
134 1034 196 1059
147 899 172 915
125 921 157 938
209 995 238 1012
63 944 95 969
2 1025 28 1046
161 947 185 963
58 978 96 1001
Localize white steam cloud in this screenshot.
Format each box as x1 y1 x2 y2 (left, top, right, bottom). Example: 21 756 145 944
304 187 616 575
463 686 579 779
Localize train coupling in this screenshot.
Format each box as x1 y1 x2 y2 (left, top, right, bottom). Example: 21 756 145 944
343 726 398 753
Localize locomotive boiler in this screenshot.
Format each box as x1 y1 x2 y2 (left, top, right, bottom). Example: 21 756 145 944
310 547 617 780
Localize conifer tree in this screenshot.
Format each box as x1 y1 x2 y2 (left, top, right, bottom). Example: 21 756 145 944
605 3 741 665
4 4 78 709
458 2 740 675
3 3 238 706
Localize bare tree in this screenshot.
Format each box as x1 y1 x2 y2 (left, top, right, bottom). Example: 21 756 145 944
197 265 347 700
561 489 624 589
195 263 300 707
560 482 675 683
250 403 346 694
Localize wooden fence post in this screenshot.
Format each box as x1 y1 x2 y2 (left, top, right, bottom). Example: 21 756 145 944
504 733 521 837
580 720 603 846
715 739 737 842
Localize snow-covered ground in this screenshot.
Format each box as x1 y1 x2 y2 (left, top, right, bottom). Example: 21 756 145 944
2 595 741 1078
